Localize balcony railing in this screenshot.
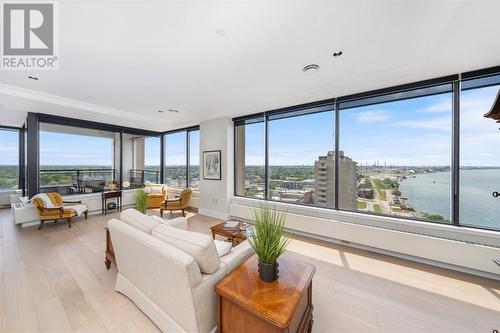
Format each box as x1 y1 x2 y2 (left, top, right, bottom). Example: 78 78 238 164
40 168 117 194
129 169 160 188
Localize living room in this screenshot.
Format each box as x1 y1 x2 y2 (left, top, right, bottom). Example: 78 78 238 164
1 1 500 332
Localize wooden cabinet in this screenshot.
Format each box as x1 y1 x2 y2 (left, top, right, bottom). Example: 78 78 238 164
215 255 315 333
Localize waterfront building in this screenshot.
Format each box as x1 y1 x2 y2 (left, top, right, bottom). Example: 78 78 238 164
313 151 358 209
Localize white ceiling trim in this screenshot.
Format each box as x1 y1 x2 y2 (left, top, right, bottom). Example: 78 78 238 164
0 83 161 124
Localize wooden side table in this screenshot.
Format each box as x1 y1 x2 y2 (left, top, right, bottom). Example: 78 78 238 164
215 254 315 333
102 190 122 215
210 221 247 246
104 226 115 269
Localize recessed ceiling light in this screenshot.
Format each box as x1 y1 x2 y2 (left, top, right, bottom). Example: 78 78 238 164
333 50 343 57
302 64 320 74
216 29 226 37
158 110 164 113
168 109 180 113
28 76 39 80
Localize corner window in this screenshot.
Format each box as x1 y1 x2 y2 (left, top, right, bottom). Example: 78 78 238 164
164 131 187 189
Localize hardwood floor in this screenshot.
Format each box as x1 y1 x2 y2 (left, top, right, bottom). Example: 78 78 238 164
1 208 499 332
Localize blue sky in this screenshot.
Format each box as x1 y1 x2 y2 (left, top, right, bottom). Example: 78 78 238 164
0 130 18 165
39 132 114 166
244 85 500 166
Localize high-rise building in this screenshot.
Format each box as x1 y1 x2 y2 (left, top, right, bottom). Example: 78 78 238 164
314 151 358 209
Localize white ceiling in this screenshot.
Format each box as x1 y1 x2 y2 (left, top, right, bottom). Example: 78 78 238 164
1 0 500 131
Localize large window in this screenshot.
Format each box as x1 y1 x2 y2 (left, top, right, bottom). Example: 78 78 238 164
340 91 453 223
234 68 500 231
0 128 19 190
268 107 334 206
39 124 116 194
459 76 500 229
235 119 265 198
163 127 200 190
143 136 161 183
164 131 187 189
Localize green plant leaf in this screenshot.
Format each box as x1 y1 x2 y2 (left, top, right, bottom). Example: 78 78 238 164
134 188 149 214
248 203 290 264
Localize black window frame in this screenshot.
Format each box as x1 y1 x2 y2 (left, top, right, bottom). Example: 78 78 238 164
233 65 500 232
0 125 25 195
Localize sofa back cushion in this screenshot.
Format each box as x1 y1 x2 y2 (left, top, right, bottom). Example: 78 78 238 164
152 223 220 274
120 208 162 234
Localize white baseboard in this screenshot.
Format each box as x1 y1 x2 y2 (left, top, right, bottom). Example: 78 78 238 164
198 208 230 220
287 228 500 281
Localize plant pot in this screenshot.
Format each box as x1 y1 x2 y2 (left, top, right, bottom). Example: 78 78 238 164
258 261 279 282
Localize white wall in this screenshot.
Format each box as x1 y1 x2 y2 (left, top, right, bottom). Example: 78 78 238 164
198 117 233 219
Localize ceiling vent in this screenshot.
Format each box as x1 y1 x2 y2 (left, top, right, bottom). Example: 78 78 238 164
302 64 320 74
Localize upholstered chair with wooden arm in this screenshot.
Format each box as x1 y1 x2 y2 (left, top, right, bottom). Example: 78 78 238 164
32 192 88 230
146 184 167 208
160 188 193 217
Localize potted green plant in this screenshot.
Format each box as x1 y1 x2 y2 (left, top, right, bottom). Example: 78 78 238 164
248 205 290 282
135 187 148 214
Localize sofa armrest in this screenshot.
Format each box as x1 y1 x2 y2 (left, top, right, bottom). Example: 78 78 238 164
192 267 226 333
219 240 255 273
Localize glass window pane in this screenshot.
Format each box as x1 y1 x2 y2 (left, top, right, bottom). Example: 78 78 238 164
459 83 500 230
0 129 19 190
189 130 200 190
164 132 187 189
144 136 160 184
268 110 334 206
340 93 452 223
39 124 115 195
235 122 265 198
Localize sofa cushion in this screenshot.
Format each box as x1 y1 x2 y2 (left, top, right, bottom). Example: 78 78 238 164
152 223 220 274
214 240 232 257
120 208 162 234
150 215 188 230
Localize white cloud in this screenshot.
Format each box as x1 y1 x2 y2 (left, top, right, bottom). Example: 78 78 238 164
394 116 451 132
355 110 389 123
419 100 451 113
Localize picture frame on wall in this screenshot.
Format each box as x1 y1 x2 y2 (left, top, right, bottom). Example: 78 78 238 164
203 150 221 180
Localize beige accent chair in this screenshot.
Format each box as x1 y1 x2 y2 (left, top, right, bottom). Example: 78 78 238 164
32 192 88 229
160 188 192 217
146 184 167 208
108 209 254 333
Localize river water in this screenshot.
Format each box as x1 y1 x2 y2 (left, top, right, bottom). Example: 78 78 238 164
398 169 500 229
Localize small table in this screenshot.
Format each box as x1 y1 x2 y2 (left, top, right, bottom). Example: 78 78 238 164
104 226 115 269
210 221 247 246
101 190 122 215
215 254 315 333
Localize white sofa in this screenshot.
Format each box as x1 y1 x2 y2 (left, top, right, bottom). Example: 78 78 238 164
108 209 254 333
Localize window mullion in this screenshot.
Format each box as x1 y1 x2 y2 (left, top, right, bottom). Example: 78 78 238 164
452 79 460 226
